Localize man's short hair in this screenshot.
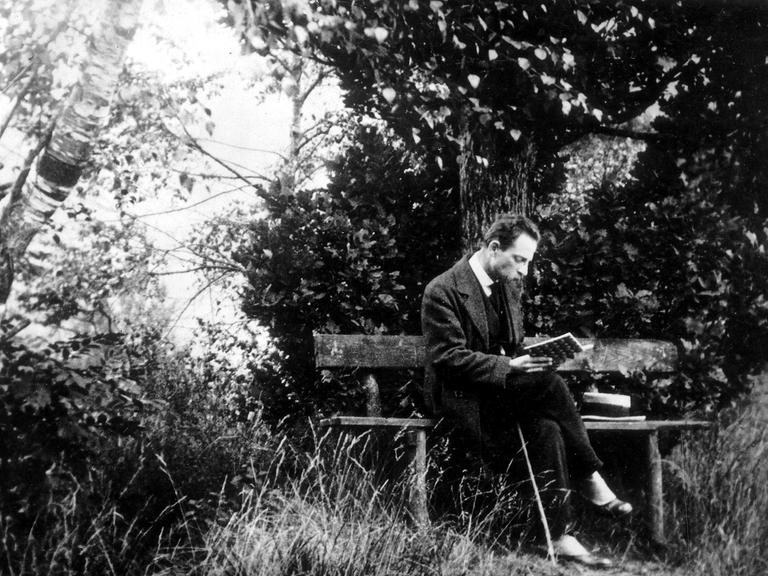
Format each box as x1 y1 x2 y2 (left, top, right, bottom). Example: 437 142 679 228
483 214 541 249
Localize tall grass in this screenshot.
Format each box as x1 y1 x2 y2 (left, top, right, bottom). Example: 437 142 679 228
666 376 768 575
12 383 768 576
180 430 549 576
0 452 183 576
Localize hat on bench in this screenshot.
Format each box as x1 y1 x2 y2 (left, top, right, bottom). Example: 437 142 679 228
581 392 632 419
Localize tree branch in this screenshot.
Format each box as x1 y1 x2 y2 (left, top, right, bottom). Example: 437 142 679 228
129 218 241 271
0 128 52 230
125 183 255 219
162 271 230 339
0 67 36 142
149 265 240 276
587 126 668 142
0 317 31 342
161 119 273 201
295 118 336 155
296 68 329 111
192 137 289 160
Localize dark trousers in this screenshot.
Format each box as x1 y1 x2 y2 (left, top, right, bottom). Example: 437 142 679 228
477 372 603 538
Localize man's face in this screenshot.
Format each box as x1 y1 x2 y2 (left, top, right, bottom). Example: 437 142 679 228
488 232 538 283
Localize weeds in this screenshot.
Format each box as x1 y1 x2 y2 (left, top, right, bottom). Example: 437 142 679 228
4 381 768 575
171 430 544 576
666 377 768 575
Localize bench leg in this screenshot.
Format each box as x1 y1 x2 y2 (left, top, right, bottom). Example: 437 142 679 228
406 429 429 526
646 430 665 544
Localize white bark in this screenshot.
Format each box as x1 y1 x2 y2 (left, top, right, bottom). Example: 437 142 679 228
0 0 144 303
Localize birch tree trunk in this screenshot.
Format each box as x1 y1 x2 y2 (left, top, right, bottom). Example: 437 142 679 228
0 0 144 304
458 126 538 251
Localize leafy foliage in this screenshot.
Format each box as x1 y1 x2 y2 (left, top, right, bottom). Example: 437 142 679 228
232 3 768 421
0 320 147 519
14 218 167 331
242 0 678 147
235 123 458 423
0 318 273 574
230 0 716 237
530 4 768 415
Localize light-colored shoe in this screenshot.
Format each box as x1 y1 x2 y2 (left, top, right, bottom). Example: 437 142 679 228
592 497 633 518
552 535 614 569
579 471 633 518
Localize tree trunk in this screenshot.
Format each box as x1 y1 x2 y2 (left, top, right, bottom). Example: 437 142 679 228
0 0 144 304
458 127 538 251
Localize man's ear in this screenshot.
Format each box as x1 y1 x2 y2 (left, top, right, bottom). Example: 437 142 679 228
488 239 500 252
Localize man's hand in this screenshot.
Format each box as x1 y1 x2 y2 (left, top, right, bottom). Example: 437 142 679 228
508 354 554 373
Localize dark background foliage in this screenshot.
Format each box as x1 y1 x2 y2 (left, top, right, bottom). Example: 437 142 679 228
0 319 269 572
232 2 768 424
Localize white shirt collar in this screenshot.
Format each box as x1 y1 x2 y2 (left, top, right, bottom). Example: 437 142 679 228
468 250 494 297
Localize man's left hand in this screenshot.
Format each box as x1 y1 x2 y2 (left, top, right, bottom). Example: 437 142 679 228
508 354 555 373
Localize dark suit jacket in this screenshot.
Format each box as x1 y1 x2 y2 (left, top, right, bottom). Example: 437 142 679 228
421 256 525 437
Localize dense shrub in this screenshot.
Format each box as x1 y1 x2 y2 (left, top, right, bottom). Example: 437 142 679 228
530 175 768 416
529 5 768 415
0 319 273 575
234 124 459 425
0 318 147 519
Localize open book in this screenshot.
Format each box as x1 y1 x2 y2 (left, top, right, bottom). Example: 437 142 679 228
522 332 593 363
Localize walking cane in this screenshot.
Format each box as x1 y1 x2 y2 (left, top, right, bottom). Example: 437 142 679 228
516 422 556 565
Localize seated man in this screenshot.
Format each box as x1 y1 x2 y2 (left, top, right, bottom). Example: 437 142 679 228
421 213 631 567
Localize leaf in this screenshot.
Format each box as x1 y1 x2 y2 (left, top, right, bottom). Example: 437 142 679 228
615 283 632 298
382 87 397 103
488 49 498 61
467 74 480 89
293 25 308 45
503 36 523 49
534 48 547 60
509 129 521 141
374 27 389 43
517 57 530 71
576 10 588 25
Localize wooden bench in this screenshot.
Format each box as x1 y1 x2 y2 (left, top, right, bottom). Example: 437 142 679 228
315 333 711 542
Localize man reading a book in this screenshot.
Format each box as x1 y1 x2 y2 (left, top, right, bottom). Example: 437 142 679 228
421 213 631 567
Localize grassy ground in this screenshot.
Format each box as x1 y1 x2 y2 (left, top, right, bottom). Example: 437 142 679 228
663 374 768 576
3 376 767 575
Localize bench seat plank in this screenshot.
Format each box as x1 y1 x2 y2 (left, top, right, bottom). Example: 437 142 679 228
320 416 438 429
314 334 678 373
322 416 711 433
583 420 712 431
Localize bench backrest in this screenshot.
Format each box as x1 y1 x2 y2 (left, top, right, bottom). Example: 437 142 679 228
314 334 678 374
